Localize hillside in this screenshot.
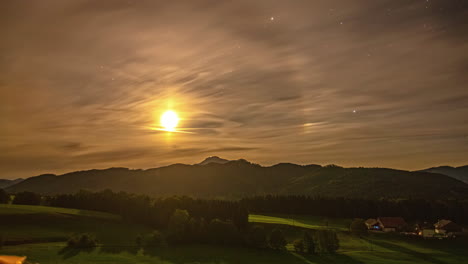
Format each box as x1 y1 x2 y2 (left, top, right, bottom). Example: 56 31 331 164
419 165 468 184
0 178 23 189
6 159 468 199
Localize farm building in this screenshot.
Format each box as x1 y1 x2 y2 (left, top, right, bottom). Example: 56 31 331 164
365 218 379 230
375 217 407 232
416 222 436 238
419 228 436 238
434 220 462 237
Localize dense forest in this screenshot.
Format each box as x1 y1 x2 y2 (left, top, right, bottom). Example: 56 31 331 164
2 189 467 225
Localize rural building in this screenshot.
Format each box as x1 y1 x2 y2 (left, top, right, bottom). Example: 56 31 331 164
434 220 462 237
375 217 407 232
419 228 436 238
415 222 436 238
364 218 379 230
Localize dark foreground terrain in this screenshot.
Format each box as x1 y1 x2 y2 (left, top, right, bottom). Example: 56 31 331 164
1 204 467 264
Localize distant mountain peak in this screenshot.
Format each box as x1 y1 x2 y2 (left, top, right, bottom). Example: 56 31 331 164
419 165 468 184
198 156 230 165
0 178 24 189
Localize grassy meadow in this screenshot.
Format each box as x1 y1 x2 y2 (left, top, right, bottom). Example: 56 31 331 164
1 205 467 264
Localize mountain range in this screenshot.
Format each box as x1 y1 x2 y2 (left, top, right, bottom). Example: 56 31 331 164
4 158 468 199
418 165 468 184
0 178 23 189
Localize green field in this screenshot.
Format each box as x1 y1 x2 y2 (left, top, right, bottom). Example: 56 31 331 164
0 204 120 219
0 204 141 245
249 214 351 231
1 205 467 264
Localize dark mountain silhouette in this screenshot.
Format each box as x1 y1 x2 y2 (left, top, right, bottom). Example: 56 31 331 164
0 178 24 189
198 156 230 165
419 165 468 184
6 158 468 199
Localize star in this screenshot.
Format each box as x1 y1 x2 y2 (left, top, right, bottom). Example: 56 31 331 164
270 17 274 21
353 110 357 113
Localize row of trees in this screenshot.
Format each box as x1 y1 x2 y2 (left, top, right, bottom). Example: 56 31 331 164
47 190 249 230
1 190 249 230
293 230 340 254
137 209 291 249
240 195 468 224
2 190 467 224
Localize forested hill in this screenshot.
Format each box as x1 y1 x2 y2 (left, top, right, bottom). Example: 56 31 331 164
0 178 23 189
419 165 468 184
6 159 468 199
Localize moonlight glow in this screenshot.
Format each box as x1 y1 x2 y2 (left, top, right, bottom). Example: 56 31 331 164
161 110 179 132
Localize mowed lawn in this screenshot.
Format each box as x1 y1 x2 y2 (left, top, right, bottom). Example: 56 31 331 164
1 205 467 264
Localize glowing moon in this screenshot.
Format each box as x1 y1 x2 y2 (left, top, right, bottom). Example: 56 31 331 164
160 110 179 131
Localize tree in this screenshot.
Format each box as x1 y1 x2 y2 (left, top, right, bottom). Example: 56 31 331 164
208 219 240 244
135 235 143 248
248 225 267 248
145 230 166 248
232 206 249 230
13 191 41 205
313 230 339 254
350 218 368 236
0 189 9 204
269 228 287 250
167 209 190 243
325 230 339 253
67 233 98 249
303 231 315 254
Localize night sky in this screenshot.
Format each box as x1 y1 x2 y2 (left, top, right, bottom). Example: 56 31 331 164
1 0 468 178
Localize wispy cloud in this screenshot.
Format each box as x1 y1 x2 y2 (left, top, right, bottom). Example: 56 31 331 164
1 0 467 178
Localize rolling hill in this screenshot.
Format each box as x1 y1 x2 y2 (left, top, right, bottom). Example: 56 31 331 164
419 165 468 184
6 159 468 199
0 178 23 189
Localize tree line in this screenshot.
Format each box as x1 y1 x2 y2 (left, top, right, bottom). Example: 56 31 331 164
2 190 467 225
240 195 468 224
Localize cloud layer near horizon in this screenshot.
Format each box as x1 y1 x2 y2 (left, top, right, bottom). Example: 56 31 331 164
1 0 467 178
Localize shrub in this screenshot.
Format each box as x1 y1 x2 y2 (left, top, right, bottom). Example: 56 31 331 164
0 189 9 204
325 230 339 253
135 235 143 247
67 233 98 248
293 239 304 253
145 230 166 247
247 225 267 248
350 218 368 236
303 231 315 254
208 219 241 245
12 191 41 205
269 228 287 250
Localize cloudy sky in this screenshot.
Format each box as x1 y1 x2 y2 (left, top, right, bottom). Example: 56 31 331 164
1 0 467 178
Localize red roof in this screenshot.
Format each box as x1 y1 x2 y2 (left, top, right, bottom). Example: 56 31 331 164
377 217 406 228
